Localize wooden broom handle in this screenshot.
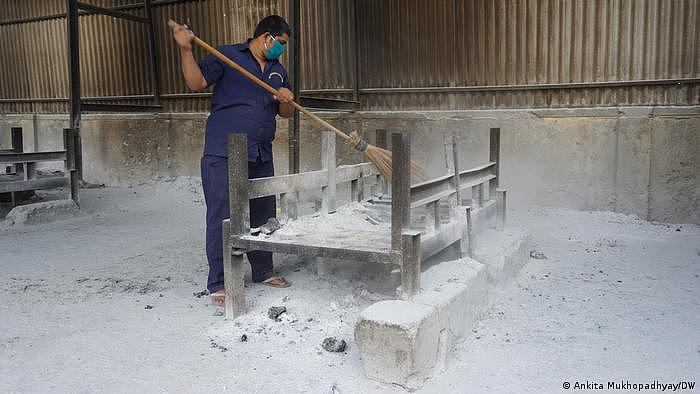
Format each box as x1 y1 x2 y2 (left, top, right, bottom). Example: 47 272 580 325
167 19 351 142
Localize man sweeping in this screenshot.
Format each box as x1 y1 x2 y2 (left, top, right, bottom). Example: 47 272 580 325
173 15 294 306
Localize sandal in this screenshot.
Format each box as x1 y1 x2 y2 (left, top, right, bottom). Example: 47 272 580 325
261 276 290 288
211 290 225 306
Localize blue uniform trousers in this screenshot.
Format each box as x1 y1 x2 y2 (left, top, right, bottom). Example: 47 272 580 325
201 155 276 293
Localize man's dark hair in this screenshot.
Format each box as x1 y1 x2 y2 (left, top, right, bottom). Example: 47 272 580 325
253 15 291 38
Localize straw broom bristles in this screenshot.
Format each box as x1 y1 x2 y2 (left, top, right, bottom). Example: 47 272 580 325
348 132 427 184
363 144 393 181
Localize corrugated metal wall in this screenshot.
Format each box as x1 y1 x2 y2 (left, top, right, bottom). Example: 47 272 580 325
1 0 698 113
356 0 699 109
0 0 291 112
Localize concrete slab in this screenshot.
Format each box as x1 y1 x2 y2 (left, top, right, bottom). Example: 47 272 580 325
473 227 531 283
3 199 80 227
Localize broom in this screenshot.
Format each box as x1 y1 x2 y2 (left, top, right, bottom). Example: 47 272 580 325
167 19 425 184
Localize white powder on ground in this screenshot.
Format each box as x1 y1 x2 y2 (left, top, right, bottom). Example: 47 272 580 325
1 179 697 393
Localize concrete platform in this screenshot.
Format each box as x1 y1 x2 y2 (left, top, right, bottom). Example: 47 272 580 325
355 227 530 390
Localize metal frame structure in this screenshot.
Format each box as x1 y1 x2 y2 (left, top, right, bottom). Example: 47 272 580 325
66 0 163 186
0 0 196 26
220 128 506 319
0 127 78 205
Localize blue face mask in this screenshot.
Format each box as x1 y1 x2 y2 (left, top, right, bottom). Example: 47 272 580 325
264 35 285 60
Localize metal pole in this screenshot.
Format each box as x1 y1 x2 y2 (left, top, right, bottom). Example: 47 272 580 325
66 0 83 181
145 0 162 105
67 0 80 130
287 0 300 174
64 128 80 205
0 0 200 26
351 0 360 103
10 127 23 206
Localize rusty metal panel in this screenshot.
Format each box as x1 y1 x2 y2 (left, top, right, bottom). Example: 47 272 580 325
297 0 353 91
1 0 699 113
354 0 699 109
0 0 64 22
154 0 286 112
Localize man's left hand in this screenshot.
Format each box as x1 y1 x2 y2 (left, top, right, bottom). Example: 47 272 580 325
273 88 294 103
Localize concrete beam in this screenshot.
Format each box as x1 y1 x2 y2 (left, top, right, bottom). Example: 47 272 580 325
2 199 80 227
473 227 532 284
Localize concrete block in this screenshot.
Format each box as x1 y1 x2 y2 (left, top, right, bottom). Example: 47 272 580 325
473 227 531 283
355 259 489 389
414 258 488 344
3 199 80 227
355 300 440 390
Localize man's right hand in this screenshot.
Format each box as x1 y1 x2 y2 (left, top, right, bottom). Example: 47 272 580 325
173 24 195 51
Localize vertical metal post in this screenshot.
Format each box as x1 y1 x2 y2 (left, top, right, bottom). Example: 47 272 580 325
489 128 500 198
144 0 162 105
471 184 483 209
225 133 250 318
10 127 23 153
228 133 250 235
465 206 473 258
375 129 388 195
223 219 246 318
10 127 23 206
279 193 288 221
375 129 388 150
497 189 507 229
400 231 421 299
451 133 462 204
351 172 365 202
287 0 301 174
391 132 411 251
66 0 83 181
321 131 337 213
433 201 441 230
351 0 360 103
10 127 23 170
63 128 79 205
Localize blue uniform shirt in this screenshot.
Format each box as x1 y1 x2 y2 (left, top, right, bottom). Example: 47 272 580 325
198 40 290 161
